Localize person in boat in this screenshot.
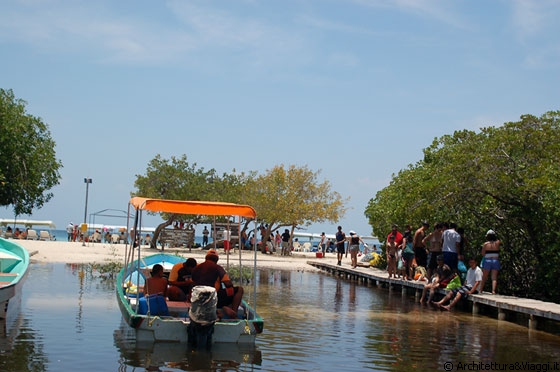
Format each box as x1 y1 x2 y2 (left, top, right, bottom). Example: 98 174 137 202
191 249 243 317
168 258 198 301
145 264 168 297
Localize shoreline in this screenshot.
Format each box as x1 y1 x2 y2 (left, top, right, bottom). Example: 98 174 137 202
14 239 331 272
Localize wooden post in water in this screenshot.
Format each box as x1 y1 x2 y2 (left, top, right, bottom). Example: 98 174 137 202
472 302 479 315
498 307 506 321
529 314 537 329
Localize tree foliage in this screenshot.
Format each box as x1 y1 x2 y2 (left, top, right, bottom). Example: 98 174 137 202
132 154 254 247
242 164 348 247
365 111 560 302
133 160 349 251
0 88 62 216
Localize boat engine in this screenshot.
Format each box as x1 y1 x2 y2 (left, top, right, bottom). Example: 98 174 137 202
188 285 217 349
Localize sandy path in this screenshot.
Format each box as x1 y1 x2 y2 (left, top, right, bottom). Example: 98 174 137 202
14 239 334 272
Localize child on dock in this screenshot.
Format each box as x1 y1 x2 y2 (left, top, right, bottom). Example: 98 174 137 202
386 235 398 278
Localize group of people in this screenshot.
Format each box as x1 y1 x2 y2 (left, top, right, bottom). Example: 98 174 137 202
384 222 502 310
144 249 244 319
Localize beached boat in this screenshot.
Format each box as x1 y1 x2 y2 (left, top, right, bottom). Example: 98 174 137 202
116 197 264 345
0 238 30 321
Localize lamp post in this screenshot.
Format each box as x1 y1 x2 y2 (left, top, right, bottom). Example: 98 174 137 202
83 178 92 246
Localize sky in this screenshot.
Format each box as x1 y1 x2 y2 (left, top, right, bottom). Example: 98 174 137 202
1 0 559 238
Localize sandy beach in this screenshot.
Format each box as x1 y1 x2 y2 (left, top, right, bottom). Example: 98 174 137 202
15 239 330 272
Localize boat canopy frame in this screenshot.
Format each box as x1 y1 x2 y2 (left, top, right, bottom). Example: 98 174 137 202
124 197 259 313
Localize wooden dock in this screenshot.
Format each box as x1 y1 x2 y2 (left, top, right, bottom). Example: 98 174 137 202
307 260 560 332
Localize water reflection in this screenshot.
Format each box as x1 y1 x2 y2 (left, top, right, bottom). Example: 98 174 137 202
0 264 559 371
114 321 262 371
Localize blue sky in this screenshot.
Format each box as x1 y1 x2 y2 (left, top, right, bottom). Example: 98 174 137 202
1 0 559 237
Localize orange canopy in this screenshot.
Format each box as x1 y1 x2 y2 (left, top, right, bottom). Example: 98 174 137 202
129 197 257 219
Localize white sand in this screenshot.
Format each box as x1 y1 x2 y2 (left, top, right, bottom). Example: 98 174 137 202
15 239 337 272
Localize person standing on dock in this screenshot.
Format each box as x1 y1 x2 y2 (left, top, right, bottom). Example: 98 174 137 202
348 231 366 269
480 229 501 295
387 224 403 247
335 226 346 266
442 222 461 273
386 235 398 278
423 222 444 280
414 222 430 268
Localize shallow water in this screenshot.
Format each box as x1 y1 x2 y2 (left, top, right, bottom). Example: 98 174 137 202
0 263 559 371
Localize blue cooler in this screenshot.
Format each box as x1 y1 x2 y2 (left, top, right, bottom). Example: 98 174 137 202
138 295 169 316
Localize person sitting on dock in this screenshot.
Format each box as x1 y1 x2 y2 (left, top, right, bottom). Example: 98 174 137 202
420 255 452 304
434 257 482 311
145 264 168 297
191 249 243 318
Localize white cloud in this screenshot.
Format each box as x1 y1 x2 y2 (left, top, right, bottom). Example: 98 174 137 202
350 0 471 30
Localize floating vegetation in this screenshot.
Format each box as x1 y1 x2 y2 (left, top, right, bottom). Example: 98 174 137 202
226 266 253 283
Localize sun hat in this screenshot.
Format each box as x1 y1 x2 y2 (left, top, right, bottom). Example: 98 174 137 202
349 230 356 235
486 229 496 235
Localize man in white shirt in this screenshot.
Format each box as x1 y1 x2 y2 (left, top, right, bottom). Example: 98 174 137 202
442 222 461 272
435 257 483 311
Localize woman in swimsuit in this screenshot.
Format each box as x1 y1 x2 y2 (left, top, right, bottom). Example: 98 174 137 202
480 229 501 294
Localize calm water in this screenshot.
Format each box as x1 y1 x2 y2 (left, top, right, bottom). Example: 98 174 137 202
0 263 559 371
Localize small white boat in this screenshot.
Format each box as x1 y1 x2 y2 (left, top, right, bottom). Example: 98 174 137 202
116 197 264 345
0 238 30 321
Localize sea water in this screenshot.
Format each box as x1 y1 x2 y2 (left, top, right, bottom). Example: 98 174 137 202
0 263 559 371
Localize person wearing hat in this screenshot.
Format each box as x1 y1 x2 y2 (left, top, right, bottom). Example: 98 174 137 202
419 255 453 304
66 222 74 242
191 249 244 317
480 229 501 294
347 230 366 269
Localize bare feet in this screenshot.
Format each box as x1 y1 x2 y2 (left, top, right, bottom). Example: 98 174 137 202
441 305 451 311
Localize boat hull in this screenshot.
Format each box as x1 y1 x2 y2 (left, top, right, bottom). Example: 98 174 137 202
116 253 263 344
0 238 30 321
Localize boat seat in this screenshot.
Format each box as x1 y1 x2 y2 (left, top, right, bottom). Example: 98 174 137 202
166 300 191 316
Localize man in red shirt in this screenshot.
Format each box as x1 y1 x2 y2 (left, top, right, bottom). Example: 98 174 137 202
387 224 403 246
191 250 244 317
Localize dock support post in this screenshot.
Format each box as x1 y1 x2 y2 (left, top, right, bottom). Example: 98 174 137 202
415 289 420 300
528 315 537 329
498 308 506 321
402 286 407 296
472 302 479 315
